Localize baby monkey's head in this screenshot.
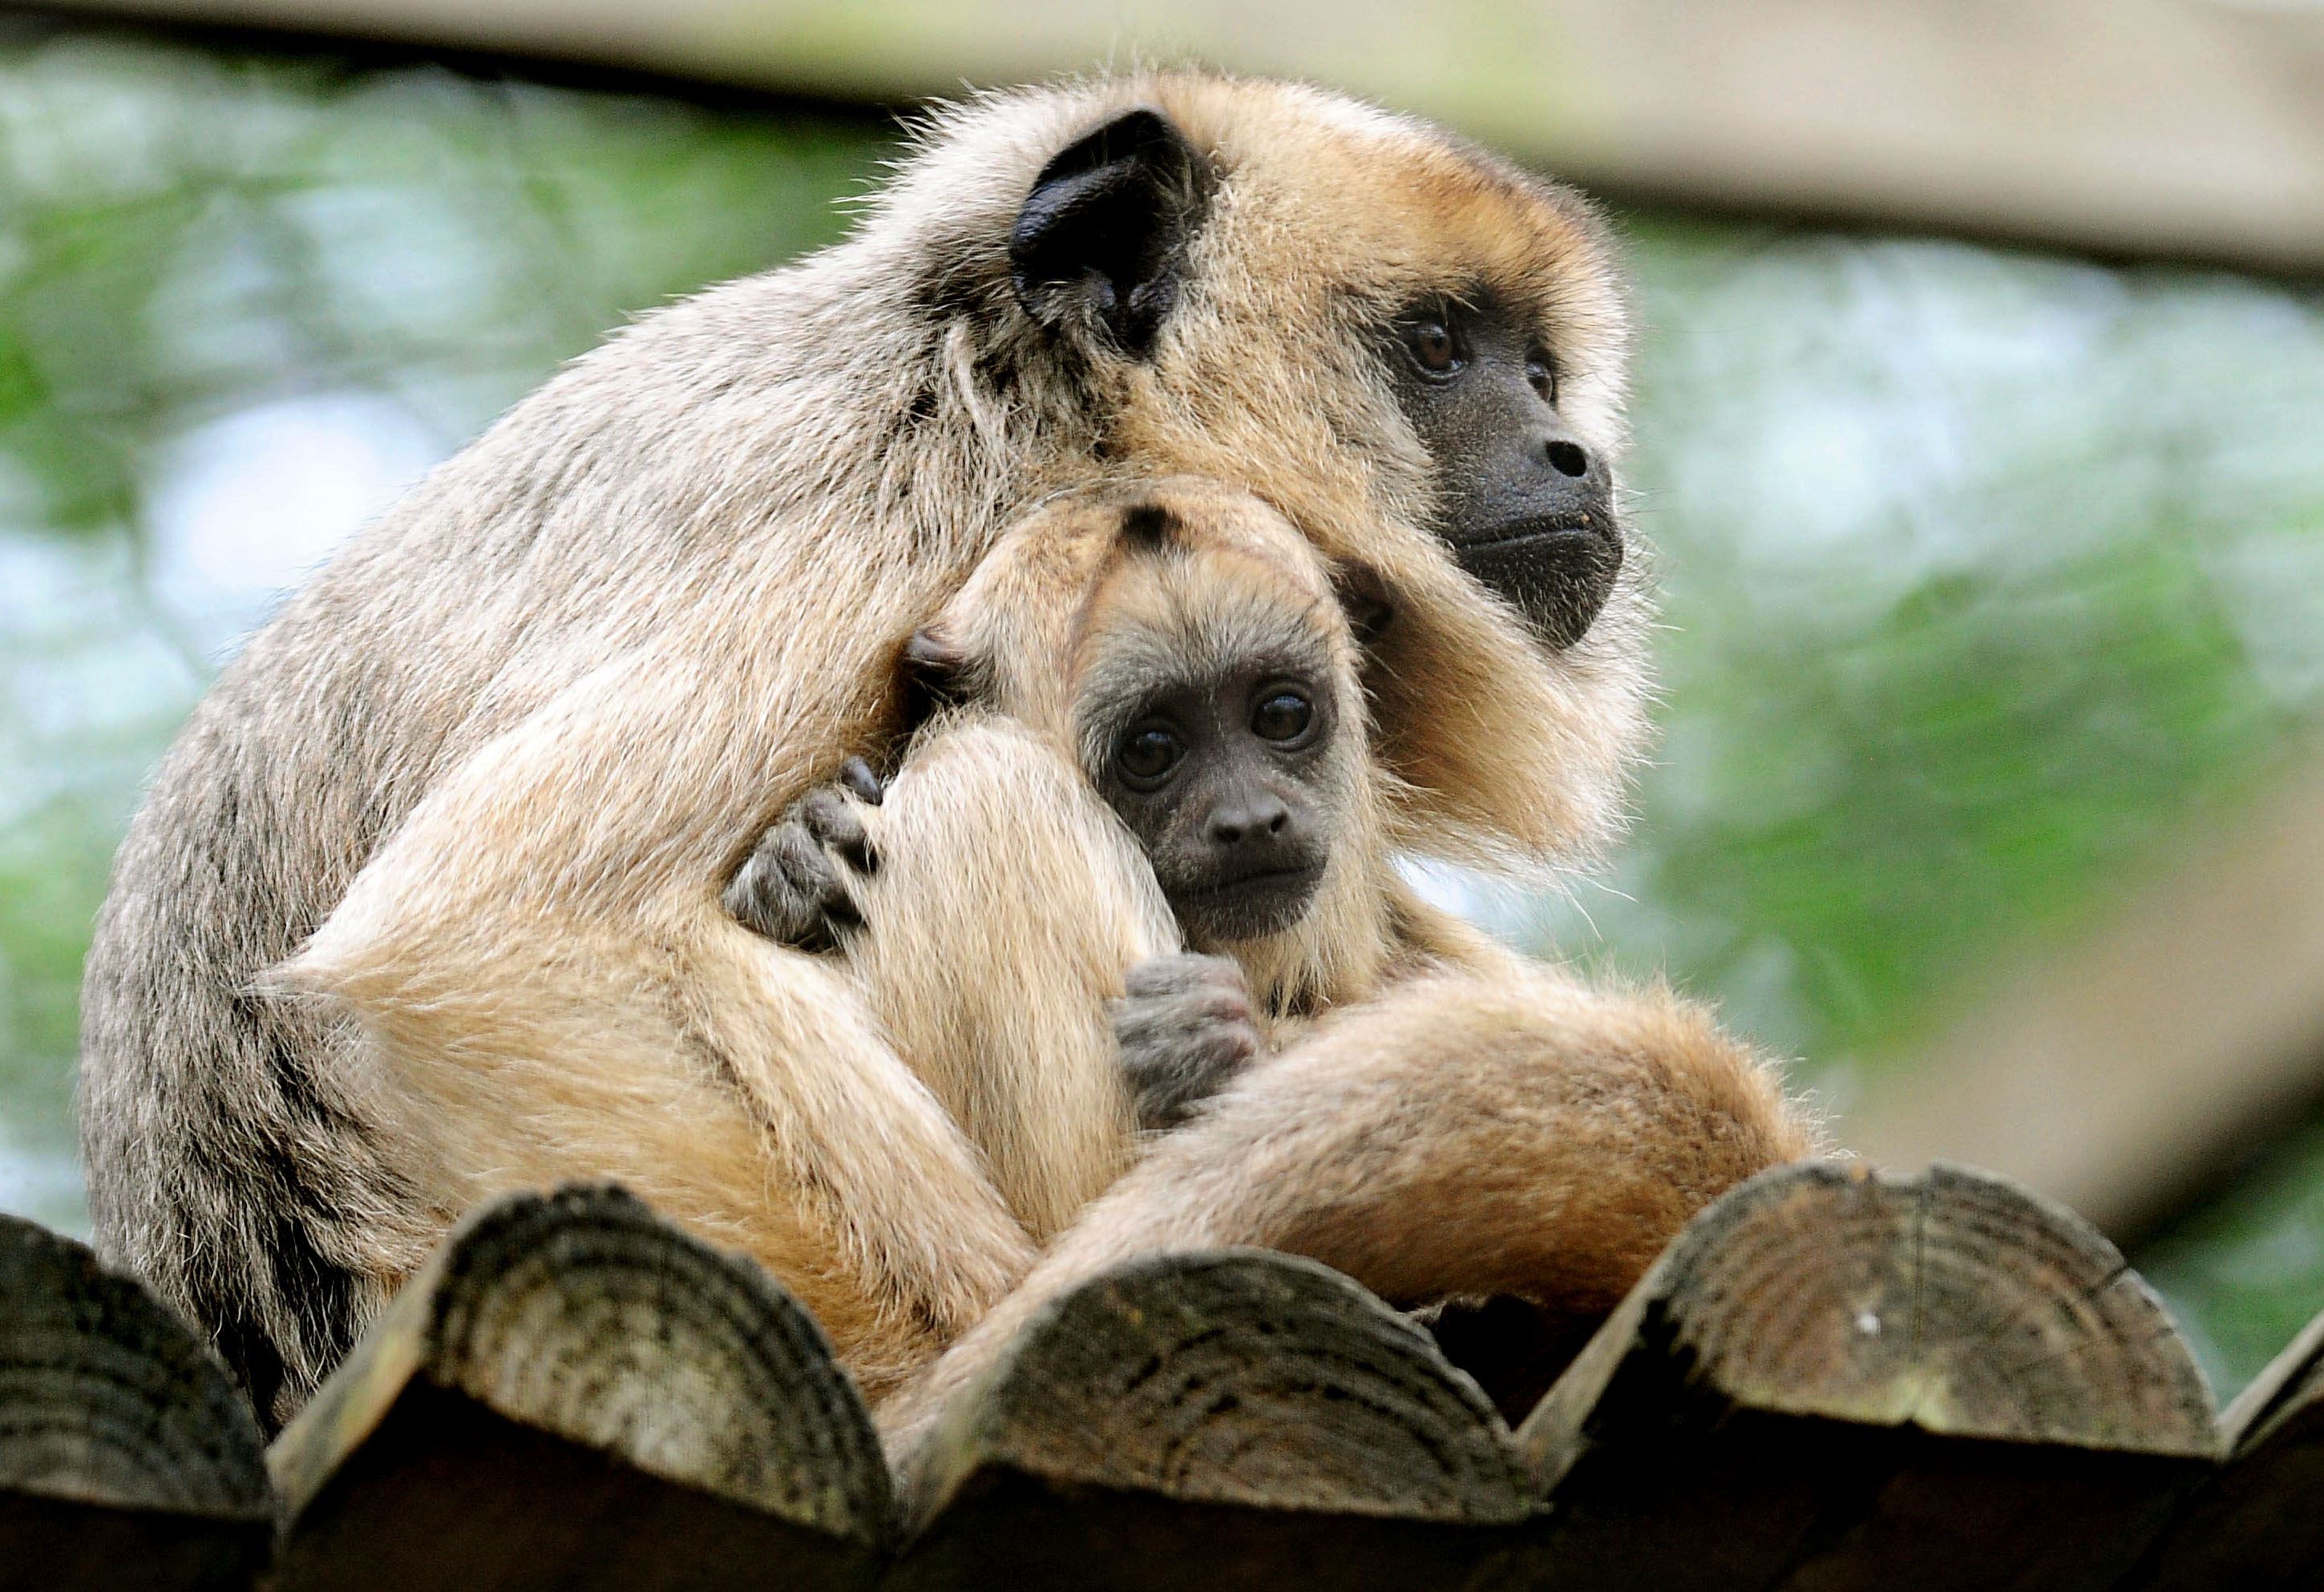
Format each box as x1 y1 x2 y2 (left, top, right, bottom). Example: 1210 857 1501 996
909 476 1388 955
1073 499 1355 941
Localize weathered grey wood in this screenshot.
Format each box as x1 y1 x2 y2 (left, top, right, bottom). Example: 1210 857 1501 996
2125 1301 2324 1590
887 1249 1530 1592
269 1184 890 1591
0 1214 272 1592
1511 1161 2217 1592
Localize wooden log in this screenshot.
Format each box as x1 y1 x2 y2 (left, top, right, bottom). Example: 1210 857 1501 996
1512 1161 2218 1592
2125 1303 2324 1590
268 1184 891 1592
0 1214 273 1592
887 1249 1531 1592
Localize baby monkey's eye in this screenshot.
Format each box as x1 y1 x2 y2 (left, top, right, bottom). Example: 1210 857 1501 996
1117 725 1185 786
1251 690 1314 743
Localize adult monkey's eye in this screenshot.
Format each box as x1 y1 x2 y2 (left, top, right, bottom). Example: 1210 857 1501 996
1403 314 1465 378
1251 690 1314 743
1526 349 1557 400
1117 725 1185 785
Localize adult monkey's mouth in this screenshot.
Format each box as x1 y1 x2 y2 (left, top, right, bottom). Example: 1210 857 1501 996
1456 511 1608 554
1454 514 1623 649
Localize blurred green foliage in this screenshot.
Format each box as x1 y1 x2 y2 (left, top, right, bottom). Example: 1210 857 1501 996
2 27 2321 1397
2141 1117 2324 1401
1543 223 2324 1080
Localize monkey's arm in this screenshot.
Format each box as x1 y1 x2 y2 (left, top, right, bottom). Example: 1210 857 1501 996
821 717 1185 1239
878 960 1821 1450
275 652 1039 1349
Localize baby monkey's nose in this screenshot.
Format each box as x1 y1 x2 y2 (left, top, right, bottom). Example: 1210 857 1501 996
1208 795 1291 848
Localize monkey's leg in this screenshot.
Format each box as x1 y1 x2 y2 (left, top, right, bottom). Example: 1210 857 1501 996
833 717 1184 1242
277 660 1043 1375
878 961 1820 1448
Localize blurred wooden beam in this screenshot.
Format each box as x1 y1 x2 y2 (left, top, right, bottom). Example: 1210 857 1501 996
1841 752 2324 1242
26 0 2324 273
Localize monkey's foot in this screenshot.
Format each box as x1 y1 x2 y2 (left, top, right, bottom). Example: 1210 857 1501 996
724 758 883 952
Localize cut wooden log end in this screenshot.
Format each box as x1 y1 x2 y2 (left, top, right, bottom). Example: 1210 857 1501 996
1515 1160 2218 1592
2128 1303 2324 1590
270 1185 890 1592
891 1248 1529 1592
0 1214 272 1592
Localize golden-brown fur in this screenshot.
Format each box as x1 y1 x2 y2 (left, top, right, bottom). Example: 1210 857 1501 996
879 956 1820 1491
80 71 1738 1426
822 480 1385 1243
855 490 1818 1469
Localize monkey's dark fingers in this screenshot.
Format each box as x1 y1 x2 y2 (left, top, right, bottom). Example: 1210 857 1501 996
1111 954 1263 1132
1122 952 1251 1006
721 823 823 943
798 787 879 877
724 821 863 950
1118 1020 1263 1130
838 757 884 806
1111 1001 1261 1069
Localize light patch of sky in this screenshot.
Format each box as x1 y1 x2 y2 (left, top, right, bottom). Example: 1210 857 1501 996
2 649 193 814
1394 856 1554 946
284 181 520 347
139 220 303 387
0 43 184 203
0 535 192 800
2205 524 2324 710
0 1138 82 1236
147 394 446 661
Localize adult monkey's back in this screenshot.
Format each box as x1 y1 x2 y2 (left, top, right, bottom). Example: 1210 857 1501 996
79 73 1655 1427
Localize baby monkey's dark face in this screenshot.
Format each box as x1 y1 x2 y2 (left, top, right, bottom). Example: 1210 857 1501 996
1092 663 1340 944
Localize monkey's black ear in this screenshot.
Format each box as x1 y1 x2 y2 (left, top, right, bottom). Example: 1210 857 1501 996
1011 107 1208 359
1332 561 1396 648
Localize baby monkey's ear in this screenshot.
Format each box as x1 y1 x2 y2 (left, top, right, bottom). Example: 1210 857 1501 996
1332 560 1396 649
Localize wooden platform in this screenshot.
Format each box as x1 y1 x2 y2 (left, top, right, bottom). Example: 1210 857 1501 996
6 1162 2322 1591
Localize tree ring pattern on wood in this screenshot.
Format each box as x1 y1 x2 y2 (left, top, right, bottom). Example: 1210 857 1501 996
1653 1161 2218 1454
946 1248 1530 1521
0 1214 271 1519
424 1185 892 1541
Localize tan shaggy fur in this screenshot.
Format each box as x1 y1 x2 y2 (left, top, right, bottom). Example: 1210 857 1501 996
878 959 1817 1502
76 71 1808 1428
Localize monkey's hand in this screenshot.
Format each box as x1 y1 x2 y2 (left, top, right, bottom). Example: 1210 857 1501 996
723 758 884 952
1110 954 1263 1132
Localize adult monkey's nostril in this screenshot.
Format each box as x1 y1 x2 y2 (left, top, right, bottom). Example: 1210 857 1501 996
1546 438 1589 479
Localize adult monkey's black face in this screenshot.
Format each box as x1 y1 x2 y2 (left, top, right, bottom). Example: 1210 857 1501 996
1009 105 1623 652
1380 298 1623 650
